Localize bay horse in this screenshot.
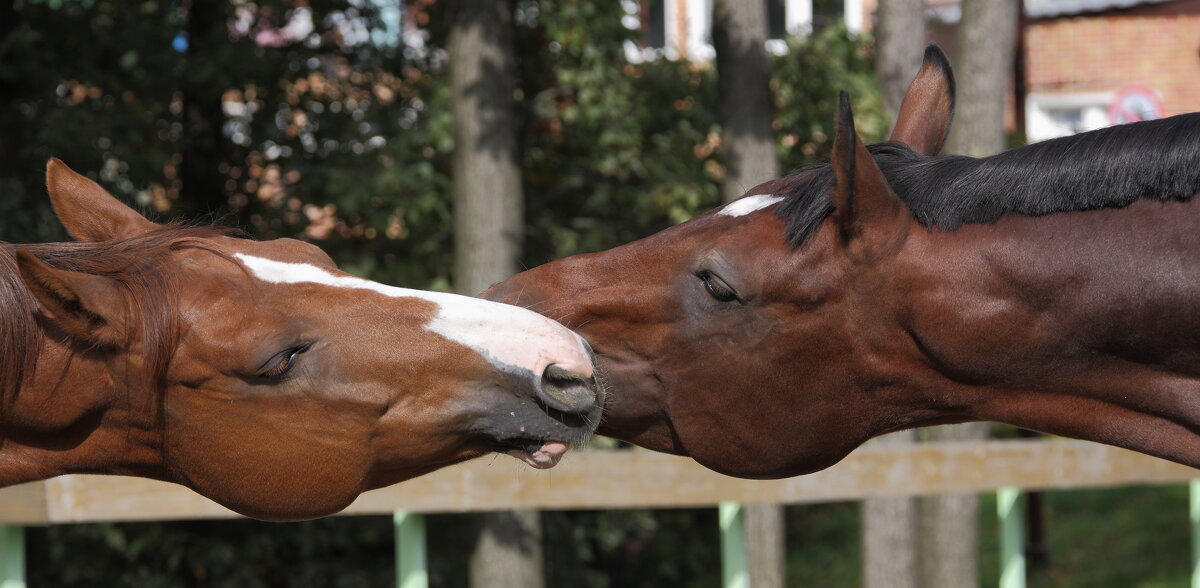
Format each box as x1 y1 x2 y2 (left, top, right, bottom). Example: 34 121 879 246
1 159 602 520
486 44 1200 479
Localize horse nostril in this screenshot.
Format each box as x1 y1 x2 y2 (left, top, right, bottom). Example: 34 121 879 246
537 364 599 414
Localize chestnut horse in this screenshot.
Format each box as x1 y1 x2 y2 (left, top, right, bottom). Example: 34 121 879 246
487 44 1200 479
1 160 602 520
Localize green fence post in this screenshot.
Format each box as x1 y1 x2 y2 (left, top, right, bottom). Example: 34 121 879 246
394 511 427 588
998 487 1026 588
719 502 748 588
0 525 24 588
1190 480 1200 588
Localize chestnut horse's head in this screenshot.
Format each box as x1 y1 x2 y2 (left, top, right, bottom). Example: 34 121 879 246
485 46 955 479
11 161 602 520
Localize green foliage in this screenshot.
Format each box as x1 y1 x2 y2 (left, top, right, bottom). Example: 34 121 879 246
28 517 394 587
518 0 721 264
2 1 883 286
978 486 1190 588
773 24 888 172
544 509 721 588
786 502 862 585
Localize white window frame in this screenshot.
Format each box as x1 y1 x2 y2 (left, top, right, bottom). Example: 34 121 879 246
1025 92 1114 142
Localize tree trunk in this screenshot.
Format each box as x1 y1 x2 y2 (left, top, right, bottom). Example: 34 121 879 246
450 0 523 295
745 505 786 588
917 4 1015 586
862 6 926 584
713 4 784 585
874 0 926 121
713 0 777 204
1018 429 1050 569
468 511 545 588
945 0 1018 157
715 4 782 583
450 2 541 587
861 431 919 588
918 423 991 588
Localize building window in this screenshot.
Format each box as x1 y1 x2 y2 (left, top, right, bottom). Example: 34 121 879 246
1025 92 1113 142
627 0 850 61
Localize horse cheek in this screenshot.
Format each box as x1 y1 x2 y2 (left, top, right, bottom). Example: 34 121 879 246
162 389 372 521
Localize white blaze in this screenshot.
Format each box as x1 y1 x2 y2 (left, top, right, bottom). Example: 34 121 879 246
233 253 592 378
718 193 784 217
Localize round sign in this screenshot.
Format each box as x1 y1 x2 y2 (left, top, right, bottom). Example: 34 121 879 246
1108 85 1164 125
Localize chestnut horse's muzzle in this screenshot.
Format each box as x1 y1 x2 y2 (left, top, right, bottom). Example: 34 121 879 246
537 363 600 414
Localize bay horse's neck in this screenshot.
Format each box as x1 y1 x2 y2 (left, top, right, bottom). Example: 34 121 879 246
891 196 1200 465
0 300 163 486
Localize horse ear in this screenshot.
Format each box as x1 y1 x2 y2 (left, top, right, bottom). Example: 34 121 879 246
46 158 158 242
15 249 129 348
888 43 955 156
831 92 908 260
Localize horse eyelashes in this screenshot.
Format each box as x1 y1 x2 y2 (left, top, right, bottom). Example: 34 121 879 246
698 272 737 302
259 343 311 379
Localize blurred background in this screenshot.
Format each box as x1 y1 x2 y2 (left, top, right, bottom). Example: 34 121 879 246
2 0 1198 586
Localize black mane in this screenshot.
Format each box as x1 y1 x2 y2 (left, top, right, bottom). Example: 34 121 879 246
776 113 1200 246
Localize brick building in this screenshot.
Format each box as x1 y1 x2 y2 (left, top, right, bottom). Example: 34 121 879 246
1022 0 1200 139
861 0 1200 140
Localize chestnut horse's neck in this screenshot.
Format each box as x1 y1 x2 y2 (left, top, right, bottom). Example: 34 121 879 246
889 196 1200 466
0 328 163 484
0 231 223 485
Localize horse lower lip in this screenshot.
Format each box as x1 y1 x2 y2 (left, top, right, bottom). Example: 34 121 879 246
503 440 569 469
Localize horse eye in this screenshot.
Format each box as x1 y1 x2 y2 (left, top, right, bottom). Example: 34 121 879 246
260 344 311 379
698 271 738 302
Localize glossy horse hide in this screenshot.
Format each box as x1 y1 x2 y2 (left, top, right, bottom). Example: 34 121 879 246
486 44 1200 478
1 160 602 520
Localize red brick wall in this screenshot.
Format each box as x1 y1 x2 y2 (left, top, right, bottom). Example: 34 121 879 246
1026 4 1200 116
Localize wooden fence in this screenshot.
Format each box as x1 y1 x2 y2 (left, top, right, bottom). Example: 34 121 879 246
0 439 1196 587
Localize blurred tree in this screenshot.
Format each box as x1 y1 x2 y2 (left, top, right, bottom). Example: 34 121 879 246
946 0 1016 156
919 1 1017 587
874 0 925 120
713 0 777 204
863 3 925 588
861 432 919 588
448 1 544 586
449 0 523 296
712 1 784 587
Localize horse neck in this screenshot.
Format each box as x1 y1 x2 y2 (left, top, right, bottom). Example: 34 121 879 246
888 199 1200 467
0 328 164 485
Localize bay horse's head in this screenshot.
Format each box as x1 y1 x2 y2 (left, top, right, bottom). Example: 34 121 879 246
485 46 955 479
11 162 602 520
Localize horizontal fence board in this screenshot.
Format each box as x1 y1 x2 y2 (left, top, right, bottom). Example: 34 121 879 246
0 481 48 525
0 440 1194 524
